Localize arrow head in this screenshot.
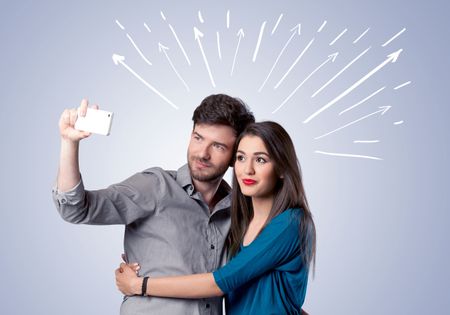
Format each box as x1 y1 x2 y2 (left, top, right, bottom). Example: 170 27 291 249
237 28 245 37
112 54 125 65
290 24 301 35
379 105 391 115
328 52 339 62
158 42 169 53
194 27 204 40
387 49 403 63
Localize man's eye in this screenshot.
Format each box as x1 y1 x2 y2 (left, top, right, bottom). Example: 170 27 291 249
213 143 224 151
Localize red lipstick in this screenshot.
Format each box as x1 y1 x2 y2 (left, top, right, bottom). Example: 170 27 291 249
242 179 256 185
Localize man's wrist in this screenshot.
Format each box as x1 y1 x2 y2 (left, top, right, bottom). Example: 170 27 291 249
141 276 149 296
134 277 144 296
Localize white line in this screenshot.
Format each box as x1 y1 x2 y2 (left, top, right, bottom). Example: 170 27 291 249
329 28 347 46
339 86 385 115
317 20 327 33
272 52 337 113
168 24 191 66
126 33 152 66
353 140 380 143
271 14 283 35
252 21 267 62
394 120 404 125
315 150 383 161
231 29 245 76
216 32 222 60
353 28 370 44
382 28 406 47
314 106 390 140
258 24 301 92
394 81 411 90
198 11 204 24
115 19 125 30
144 23 151 33
112 54 178 110
304 49 402 124
274 38 315 89
226 10 230 29
194 27 216 87
160 11 166 21
158 43 190 92
312 46 371 98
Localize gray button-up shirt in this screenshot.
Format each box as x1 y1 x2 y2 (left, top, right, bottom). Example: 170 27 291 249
52 164 231 315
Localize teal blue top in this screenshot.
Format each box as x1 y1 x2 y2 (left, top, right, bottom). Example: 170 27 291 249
213 209 309 315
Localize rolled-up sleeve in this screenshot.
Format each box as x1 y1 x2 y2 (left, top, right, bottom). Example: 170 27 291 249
213 210 301 294
52 170 162 225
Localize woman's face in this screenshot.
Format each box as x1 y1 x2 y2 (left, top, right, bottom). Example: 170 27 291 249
234 135 278 199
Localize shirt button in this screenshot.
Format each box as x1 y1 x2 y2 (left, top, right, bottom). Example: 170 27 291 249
210 244 215 250
60 198 67 204
206 303 210 308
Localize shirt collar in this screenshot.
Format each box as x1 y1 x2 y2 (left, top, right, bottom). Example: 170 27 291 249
176 163 231 198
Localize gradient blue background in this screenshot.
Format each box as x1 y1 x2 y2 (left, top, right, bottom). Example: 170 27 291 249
1 0 449 314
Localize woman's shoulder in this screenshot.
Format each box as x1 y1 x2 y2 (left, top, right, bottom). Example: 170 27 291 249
269 208 302 233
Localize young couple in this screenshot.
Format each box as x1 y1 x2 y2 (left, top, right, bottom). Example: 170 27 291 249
53 94 315 314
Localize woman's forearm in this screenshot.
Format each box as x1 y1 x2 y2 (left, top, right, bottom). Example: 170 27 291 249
147 273 223 299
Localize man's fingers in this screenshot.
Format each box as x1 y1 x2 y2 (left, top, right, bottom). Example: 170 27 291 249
69 108 78 127
79 99 88 117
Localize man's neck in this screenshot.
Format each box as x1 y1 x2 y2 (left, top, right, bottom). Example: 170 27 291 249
192 177 224 210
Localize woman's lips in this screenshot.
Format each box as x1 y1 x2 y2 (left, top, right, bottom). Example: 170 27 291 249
242 179 257 185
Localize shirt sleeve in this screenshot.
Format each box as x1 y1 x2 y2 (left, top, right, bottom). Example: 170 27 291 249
52 169 163 225
213 209 301 294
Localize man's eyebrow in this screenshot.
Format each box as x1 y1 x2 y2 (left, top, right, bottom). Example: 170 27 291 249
192 131 204 139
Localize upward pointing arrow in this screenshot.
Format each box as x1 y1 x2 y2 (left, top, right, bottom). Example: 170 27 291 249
272 52 338 113
112 54 179 110
303 49 402 124
231 28 245 76
158 43 190 92
314 106 391 140
194 27 216 87
258 24 301 92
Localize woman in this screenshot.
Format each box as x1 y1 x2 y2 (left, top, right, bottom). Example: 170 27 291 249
116 121 316 314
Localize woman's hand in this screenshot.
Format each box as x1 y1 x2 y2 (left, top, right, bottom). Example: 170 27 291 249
115 263 143 296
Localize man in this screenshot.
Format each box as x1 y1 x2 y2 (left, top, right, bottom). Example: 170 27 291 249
53 94 255 315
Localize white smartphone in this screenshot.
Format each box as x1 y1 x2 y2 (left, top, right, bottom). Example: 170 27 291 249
74 108 114 136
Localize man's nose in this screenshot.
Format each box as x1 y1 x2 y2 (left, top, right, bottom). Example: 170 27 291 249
198 144 211 160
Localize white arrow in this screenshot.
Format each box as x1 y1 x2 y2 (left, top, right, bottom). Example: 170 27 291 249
252 21 266 62
272 52 338 113
194 27 216 87
168 23 191 66
311 46 371 98
158 43 190 92
126 33 152 66
231 28 245 76
112 54 179 110
315 150 382 161
314 106 391 140
274 37 315 89
304 49 402 124
258 24 301 92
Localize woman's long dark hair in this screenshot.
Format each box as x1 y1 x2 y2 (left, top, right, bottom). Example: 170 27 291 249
228 121 316 271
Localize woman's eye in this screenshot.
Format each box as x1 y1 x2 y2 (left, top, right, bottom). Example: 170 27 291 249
256 157 267 164
236 155 245 161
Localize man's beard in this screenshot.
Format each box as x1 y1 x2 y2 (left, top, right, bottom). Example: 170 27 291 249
188 157 228 182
